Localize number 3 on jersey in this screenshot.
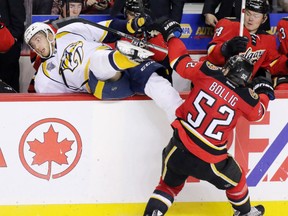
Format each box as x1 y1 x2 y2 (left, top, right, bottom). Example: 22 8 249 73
279 27 286 40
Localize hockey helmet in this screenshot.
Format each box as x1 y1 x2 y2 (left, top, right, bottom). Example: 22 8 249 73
124 0 149 14
60 0 84 7
59 0 83 18
224 55 253 87
24 22 54 45
24 22 55 58
246 0 270 14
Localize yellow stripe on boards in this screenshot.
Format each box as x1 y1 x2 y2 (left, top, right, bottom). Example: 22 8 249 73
0 201 287 216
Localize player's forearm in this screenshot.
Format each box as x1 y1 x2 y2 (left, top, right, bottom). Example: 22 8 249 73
206 43 226 65
167 37 188 65
245 93 270 122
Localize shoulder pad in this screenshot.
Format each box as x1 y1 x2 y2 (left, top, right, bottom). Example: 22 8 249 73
216 17 239 28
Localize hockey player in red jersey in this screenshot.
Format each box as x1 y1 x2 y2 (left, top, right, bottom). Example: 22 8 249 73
206 0 288 79
274 17 288 90
143 18 274 216
277 17 288 56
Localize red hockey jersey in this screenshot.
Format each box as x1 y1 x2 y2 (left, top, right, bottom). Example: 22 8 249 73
168 37 269 163
277 17 288 55
207 18 288 76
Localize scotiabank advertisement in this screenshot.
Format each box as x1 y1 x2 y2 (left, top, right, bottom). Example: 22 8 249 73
0 92 287 206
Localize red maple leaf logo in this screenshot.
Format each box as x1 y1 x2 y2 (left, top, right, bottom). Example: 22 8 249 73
27 125 74 167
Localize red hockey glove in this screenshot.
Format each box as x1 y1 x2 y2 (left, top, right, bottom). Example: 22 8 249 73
274 75 288 90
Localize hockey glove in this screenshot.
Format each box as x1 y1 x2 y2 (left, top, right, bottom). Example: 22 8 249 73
127 15 146 34
152 17 182 42
221 36 248 58
252 76 275 100
274 75 288 89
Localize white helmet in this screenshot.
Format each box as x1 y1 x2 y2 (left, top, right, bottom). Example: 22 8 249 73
24 22 55 58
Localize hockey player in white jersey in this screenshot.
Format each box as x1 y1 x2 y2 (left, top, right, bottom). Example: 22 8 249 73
24 18 183 122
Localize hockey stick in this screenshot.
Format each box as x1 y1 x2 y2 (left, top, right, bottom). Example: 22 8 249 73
51 17 168 54
239 0 246 36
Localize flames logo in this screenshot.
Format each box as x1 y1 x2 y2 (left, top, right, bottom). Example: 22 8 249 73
59 41 84 74
240 47 265 64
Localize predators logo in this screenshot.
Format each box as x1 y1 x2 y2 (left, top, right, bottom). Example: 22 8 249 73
60 41 84 74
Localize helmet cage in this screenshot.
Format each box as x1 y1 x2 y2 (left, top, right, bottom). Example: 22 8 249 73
224 56 253 87
125 0 143 13
124 0 150 16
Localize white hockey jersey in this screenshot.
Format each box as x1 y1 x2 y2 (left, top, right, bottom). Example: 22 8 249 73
34 20 113 93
